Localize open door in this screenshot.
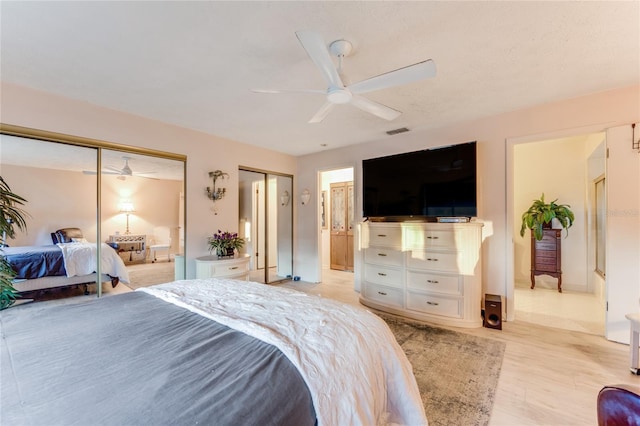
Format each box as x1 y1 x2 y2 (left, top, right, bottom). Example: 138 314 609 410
605 124 640 344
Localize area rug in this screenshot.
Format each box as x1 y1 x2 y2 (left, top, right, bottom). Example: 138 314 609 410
124 262 175 290
380 314 506 426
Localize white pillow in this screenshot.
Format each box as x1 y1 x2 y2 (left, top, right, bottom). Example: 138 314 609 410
71 237 88 243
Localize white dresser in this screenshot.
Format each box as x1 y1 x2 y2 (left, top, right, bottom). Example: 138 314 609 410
195 254 250 281
359 221 483 328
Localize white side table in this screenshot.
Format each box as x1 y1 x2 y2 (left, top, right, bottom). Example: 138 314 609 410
195 254 250 281
625 313 640 375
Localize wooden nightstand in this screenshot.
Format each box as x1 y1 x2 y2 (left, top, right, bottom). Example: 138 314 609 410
530 228 562 292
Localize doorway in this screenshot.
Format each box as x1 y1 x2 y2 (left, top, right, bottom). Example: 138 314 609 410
320 167 355 278
511 131 606 335
238 168 292 284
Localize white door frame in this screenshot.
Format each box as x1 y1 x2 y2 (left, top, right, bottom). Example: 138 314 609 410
505 123 616 322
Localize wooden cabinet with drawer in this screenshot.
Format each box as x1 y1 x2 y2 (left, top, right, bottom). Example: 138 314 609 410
530 228 562 292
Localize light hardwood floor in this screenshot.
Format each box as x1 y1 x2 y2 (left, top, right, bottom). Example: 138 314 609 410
280 269 639 426
14 266 639 425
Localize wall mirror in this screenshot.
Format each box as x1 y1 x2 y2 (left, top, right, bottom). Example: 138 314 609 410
0 126 186 297
239 168 292 284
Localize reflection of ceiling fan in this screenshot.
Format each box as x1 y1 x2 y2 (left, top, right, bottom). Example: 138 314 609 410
252 30 436 123
83 156 157 179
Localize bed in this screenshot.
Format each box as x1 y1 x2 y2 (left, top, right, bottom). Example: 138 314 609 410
3 227 130 294
0 278 428 426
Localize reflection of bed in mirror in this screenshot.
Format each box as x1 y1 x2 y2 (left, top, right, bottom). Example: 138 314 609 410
4 228 129 295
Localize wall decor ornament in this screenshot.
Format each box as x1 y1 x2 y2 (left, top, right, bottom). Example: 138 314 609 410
206 170 229 202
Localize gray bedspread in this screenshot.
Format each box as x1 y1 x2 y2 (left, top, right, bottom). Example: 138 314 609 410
0 291 316 426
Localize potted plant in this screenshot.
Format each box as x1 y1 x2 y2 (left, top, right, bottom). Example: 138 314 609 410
520 193 575 241
208 230 245 258
1 176 29 309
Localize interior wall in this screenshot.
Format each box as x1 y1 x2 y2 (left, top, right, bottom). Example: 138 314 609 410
2 164 97 246
1 82 297 279
296 85 640 300
1 164 182 254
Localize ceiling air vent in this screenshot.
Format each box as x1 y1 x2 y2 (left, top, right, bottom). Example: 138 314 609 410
386 127 410 136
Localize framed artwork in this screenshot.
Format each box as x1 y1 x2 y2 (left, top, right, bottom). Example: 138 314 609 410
321 190 328 229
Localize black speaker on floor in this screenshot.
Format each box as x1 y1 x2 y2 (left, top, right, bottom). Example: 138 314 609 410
483 294 502 330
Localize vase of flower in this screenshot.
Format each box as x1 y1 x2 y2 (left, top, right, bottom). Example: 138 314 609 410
208 230 245 258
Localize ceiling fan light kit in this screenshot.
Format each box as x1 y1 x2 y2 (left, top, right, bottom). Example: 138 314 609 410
253 30 436 123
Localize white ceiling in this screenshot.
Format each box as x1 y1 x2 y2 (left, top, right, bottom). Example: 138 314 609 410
1 1 638 157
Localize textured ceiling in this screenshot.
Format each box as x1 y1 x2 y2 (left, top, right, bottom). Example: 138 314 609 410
1 1 638 156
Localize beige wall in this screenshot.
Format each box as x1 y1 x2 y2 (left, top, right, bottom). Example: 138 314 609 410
296 85 640 310
2 81 638 311
2 164 182 255
0 82 297 278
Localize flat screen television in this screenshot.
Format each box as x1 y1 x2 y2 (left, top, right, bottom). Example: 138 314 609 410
363 141 477 220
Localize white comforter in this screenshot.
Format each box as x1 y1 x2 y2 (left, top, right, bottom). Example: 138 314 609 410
140 279 427 426
57 242 130 283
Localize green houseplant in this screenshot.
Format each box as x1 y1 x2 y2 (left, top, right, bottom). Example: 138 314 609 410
1 176 29 309
520 193 575 241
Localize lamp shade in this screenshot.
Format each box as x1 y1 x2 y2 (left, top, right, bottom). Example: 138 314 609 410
119 201 135 213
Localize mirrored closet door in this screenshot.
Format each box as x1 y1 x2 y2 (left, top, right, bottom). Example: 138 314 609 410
0 126 186 298
239 168 292 284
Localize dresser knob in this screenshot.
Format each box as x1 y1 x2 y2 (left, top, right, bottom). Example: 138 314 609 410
427 280 439 284
378 272 387 276
377 291 387 296
378 253 387 257
427 258 439 261
426 301 439 306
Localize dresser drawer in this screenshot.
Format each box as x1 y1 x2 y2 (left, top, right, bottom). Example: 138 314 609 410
364 247 404 266
363 283 404 308
406 292 462 318
364 264 403 288
195 256 250 279
366 226 402 247
406 251 459 273
405 228 456 249
406 270 462 296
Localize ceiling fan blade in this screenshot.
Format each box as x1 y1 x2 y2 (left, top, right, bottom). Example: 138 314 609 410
308 102 335 124
251 88 325 95
133 170 157 175
295 31 344 89
350 95 402 121
134 174 160 180
82 170 120 175
348 59 436 94
105 165 123 173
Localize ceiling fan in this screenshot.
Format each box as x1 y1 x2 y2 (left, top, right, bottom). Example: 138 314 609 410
82 156 157 179
252 30 436 123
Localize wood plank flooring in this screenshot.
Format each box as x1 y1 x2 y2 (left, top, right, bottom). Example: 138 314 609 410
12 265 639 425
280 269 639 426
